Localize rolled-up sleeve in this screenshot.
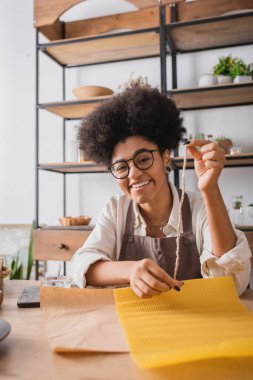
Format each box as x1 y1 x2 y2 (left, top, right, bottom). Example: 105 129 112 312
69 200 118 288
200 226 252 296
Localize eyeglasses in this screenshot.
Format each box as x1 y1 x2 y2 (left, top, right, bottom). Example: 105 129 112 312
109 148 159 179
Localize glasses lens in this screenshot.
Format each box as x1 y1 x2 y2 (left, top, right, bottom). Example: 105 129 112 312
111 161 129 179
134 150 153 170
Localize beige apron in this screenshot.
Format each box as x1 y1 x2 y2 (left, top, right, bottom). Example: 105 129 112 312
118 189 202 281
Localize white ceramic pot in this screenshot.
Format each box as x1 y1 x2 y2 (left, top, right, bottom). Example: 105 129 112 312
247 206 253 218
198 74 218 87
217 75 233 84
233 75 252 84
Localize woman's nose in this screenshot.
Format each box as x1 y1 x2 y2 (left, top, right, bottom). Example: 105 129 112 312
128 162 143 178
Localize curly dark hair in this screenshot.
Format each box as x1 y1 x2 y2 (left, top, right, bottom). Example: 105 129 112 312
78 86 186 166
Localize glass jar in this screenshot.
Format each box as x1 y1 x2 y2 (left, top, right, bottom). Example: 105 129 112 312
41 275 73 288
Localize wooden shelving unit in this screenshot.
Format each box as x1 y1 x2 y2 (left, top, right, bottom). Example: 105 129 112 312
169 83 253 111
34 0 253 274
171 153 253 170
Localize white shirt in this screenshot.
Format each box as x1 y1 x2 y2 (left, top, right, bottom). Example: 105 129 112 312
70 182 251 295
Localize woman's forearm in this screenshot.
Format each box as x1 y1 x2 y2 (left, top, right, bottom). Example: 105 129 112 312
85 260 134 286
85 258 184 297
202 185 236 256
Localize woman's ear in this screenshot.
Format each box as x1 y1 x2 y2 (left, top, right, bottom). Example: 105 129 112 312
162 149 171 167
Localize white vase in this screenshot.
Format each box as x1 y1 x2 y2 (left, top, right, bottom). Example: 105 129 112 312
246 206 253 218
198 74 218 87
217 75 233 84
233 75 252 84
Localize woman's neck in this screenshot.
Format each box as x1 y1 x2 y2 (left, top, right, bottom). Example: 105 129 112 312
139 183 173 224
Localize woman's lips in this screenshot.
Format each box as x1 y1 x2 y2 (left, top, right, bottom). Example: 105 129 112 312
130 180 151 191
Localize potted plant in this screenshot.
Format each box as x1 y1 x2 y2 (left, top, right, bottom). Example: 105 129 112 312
215 136 233 153
198 73 218 87
212 55 234 84
230 58 253 84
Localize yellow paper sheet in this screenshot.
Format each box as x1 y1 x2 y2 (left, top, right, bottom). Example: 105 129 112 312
114 276 253 369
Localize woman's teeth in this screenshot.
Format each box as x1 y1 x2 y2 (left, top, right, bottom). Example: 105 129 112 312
131 180 150 189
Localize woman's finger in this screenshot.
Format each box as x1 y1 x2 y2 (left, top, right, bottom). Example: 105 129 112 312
202 150 226 167
202 151 221 162
187 146 202 161
133 278 161 297
132 283 151 298
147 260 183 289
140 271 171 292
217 148 226 165
204 160 222 169
187 139 209 148
200 141 219 154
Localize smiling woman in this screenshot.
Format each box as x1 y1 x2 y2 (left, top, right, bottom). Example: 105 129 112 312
70 86 252 298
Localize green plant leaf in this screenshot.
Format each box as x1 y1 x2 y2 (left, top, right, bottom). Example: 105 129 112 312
10 255 19 280
11 263 23 280
26 220 36 280
230 58 252 79
212 55 234 76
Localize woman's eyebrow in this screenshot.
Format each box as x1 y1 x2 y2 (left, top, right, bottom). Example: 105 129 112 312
112 158 127 164
112 148 148 164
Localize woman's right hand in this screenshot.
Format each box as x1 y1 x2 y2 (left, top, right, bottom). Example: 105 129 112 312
128 258 184 298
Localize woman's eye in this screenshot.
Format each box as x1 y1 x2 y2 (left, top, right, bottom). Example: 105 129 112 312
115 163 128 172
137 156 151 164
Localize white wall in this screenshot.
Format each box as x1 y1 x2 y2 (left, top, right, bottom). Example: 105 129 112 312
0 0 35 223
1 0 253 229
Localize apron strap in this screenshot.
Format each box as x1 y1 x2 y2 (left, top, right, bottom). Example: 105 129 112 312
124 201 135 235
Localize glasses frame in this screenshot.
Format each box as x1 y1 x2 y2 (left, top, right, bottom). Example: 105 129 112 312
109 148 159 179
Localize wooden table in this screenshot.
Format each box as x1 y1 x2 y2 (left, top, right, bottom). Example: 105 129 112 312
1 280 253 380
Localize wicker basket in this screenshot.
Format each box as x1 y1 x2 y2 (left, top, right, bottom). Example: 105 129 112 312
59 216 91 226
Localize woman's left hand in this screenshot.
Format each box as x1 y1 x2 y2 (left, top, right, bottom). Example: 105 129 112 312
187 139 226 192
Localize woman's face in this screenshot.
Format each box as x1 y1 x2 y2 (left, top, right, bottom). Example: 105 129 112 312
111 136 170 206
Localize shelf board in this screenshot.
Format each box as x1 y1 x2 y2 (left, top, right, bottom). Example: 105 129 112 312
169 82 253 110
171 153 253 170
39 29 160 66
169 12 253 53
39 96 112 119
39 154 253 174
39 83 253 119
235 225 253 232
39 162 108 173
39 225 95 231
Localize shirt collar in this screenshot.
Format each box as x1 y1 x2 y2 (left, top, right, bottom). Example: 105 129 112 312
132 181 180 232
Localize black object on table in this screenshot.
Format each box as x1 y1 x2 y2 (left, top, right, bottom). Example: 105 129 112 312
17 286 40 308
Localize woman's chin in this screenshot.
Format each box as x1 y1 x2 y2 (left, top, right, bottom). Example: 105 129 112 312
130 192 151 205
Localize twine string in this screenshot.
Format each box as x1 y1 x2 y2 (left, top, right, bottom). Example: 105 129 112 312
174 145 187 280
